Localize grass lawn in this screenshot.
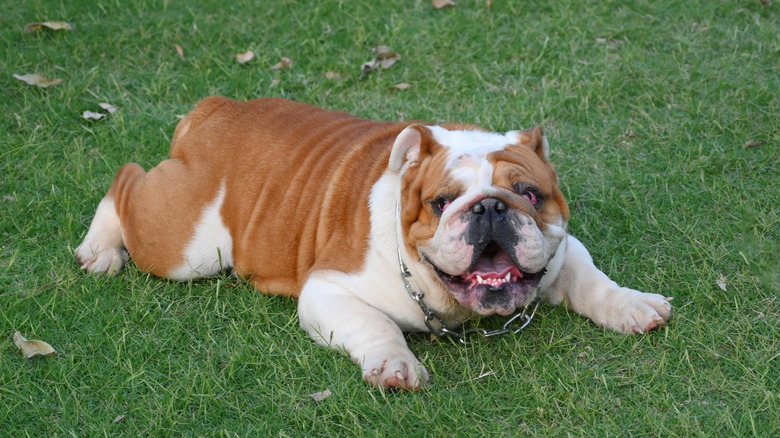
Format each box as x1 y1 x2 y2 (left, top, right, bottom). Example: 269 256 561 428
1 0 778 436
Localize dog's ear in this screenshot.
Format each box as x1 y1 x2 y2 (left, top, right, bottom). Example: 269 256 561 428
388 124 429 172
506 126 550 162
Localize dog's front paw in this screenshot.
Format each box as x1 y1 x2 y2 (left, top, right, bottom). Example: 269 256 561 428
361 349 430 391
75 242 128 275
598 288 673 334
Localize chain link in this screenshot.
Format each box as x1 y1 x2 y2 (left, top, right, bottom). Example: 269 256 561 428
411 288 540 346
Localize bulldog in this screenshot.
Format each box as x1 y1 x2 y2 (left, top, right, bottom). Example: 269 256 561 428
75 96 672 390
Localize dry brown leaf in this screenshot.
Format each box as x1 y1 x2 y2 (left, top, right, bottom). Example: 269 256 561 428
13 73 63 88
13 331 57 358
82 110 107 121
486 0 493 8
113 415 126 423
236 50 254 64
24 21 74 33
98 103 118 114
175 44 185 60
716 274 727 292
270 57 293 70
393 82 412 90
360 60 378 75
433 0 457 8
308 389 333 402
325 71 341 80
745 140 765 148
361 48 401 75
376 51 401 69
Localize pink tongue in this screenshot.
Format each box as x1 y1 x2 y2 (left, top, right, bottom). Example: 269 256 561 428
462 251 523 280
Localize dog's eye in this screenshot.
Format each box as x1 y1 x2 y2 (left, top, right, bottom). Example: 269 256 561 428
514 184 543 208
432 197 451 215
521 190 539 206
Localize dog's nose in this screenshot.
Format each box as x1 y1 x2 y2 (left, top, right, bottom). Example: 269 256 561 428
471 198 507 219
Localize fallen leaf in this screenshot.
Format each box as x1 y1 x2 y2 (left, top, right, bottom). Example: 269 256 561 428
270 57 293 70
376 51 401 69
98 103 118 114
486 0 493 8
360 60 378 75
308 389 333 402
433 0 456 8
236 50 254 64
82 110 107 120
393 82 412 90
745 140 765 148
113 415 126 423
13 73 63 88
361 48 401 75
175 44 185 60
24 21 74 33
13 331 57 358
716 274 727 291
325 71 341 80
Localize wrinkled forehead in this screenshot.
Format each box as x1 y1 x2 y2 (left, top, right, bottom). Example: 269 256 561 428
427 125 515 189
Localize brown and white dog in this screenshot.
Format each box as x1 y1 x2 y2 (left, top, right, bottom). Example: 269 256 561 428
75 96 672 390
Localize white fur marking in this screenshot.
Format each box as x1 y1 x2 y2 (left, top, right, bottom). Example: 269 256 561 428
427 125 516 166
427 126 501 200
168 182 233 280
75 197 128 275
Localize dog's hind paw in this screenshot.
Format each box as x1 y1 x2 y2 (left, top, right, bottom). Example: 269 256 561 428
75 243 128 276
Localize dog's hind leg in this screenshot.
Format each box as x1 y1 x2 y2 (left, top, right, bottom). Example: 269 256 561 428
75 164 146 275
77 158 231 280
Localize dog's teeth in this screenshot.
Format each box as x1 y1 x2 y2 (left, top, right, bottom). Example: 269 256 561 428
477 275 484 284
504 272 511 282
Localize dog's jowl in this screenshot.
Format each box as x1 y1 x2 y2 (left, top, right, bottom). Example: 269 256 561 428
76 97 672 390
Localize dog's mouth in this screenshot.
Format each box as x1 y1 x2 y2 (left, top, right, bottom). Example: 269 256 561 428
428 242 544 315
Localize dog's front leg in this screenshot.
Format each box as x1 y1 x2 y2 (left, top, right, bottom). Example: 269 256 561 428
545 236 672 334
297 274 430 390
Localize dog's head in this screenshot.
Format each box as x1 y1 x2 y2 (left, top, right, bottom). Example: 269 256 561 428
390 124 570 316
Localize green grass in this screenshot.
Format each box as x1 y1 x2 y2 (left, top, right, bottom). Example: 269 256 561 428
1 0 778 436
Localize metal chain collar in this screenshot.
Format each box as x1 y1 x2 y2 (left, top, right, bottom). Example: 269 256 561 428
395 201 540 346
